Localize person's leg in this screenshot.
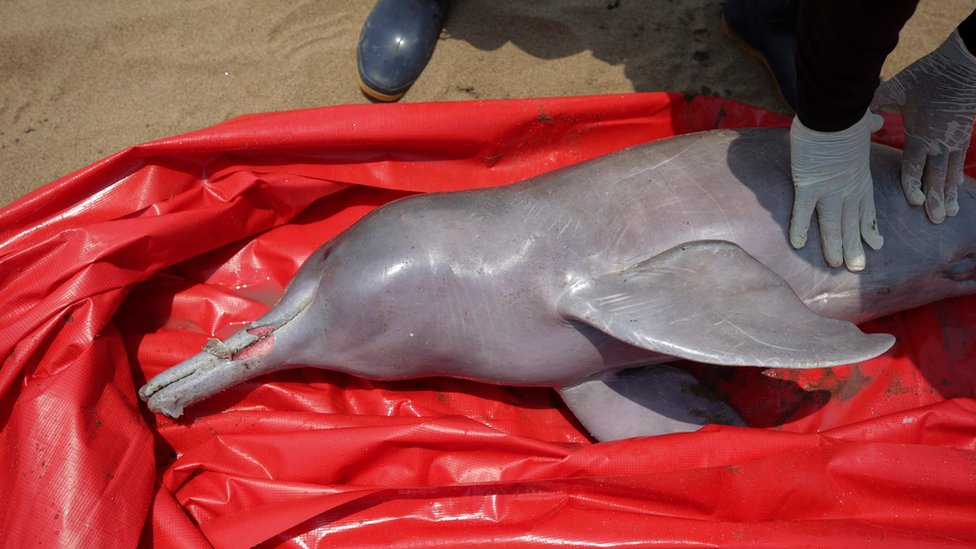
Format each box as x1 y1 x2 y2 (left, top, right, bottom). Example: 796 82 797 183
721 0 800 109
356 0 451 102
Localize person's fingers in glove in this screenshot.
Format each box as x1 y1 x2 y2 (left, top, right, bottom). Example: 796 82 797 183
815 192 845 268
898 135 928 206
790 111 884 272
859 191 884 251
945 147 967 216
841 192 866 271
922 151 949 223
871 29 976 223
789 187 816 250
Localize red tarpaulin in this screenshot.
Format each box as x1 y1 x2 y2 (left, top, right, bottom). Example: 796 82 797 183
1 93 974 548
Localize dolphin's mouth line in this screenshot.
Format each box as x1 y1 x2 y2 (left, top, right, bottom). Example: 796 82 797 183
141 332 265 400
139 351 228 400
143 369 193 397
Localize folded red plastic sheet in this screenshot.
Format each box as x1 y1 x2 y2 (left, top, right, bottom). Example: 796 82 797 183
1 93 974 548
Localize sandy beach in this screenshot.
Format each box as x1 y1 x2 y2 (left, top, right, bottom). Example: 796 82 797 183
1 0 972 208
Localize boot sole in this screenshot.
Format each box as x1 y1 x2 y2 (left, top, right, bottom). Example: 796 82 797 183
357 72 407 102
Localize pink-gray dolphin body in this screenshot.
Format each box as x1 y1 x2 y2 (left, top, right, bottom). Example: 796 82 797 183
139 128 976 441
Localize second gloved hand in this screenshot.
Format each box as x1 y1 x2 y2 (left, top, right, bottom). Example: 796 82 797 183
872 29 976 224
789 111 885 272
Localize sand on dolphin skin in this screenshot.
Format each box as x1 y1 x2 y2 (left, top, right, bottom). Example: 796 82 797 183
0 0 971 208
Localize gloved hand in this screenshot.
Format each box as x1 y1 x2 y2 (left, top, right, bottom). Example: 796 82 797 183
872 29 976 224
789 110 885 271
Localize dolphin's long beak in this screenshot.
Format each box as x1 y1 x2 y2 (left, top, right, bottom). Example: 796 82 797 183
141 291 322 419
140 258 324 418
138 325 279 418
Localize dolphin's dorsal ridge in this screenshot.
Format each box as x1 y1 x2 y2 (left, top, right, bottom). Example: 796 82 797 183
557 240 895 368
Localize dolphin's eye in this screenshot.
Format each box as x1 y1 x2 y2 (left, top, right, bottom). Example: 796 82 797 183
944 253 976 282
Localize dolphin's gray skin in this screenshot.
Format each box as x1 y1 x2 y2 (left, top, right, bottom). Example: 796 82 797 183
139 128 976 441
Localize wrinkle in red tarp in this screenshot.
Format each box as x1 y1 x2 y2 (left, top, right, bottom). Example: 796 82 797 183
1 93 975 549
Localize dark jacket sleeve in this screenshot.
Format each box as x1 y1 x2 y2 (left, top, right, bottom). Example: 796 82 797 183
795 0 919 132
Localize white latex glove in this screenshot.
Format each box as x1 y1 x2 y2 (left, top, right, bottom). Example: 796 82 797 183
790 110 885 271
872 29 976 224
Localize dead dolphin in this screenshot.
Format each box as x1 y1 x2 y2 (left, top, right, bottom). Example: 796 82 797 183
139 128 976 441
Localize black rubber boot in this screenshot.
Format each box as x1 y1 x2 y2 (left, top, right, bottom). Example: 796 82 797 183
356 0 451 102
721 0 800 110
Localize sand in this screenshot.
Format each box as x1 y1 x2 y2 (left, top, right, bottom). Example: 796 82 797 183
1 0 972 208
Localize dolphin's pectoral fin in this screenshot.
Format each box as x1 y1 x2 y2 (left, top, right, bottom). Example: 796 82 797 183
558 240 895 368
557 365 745 441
